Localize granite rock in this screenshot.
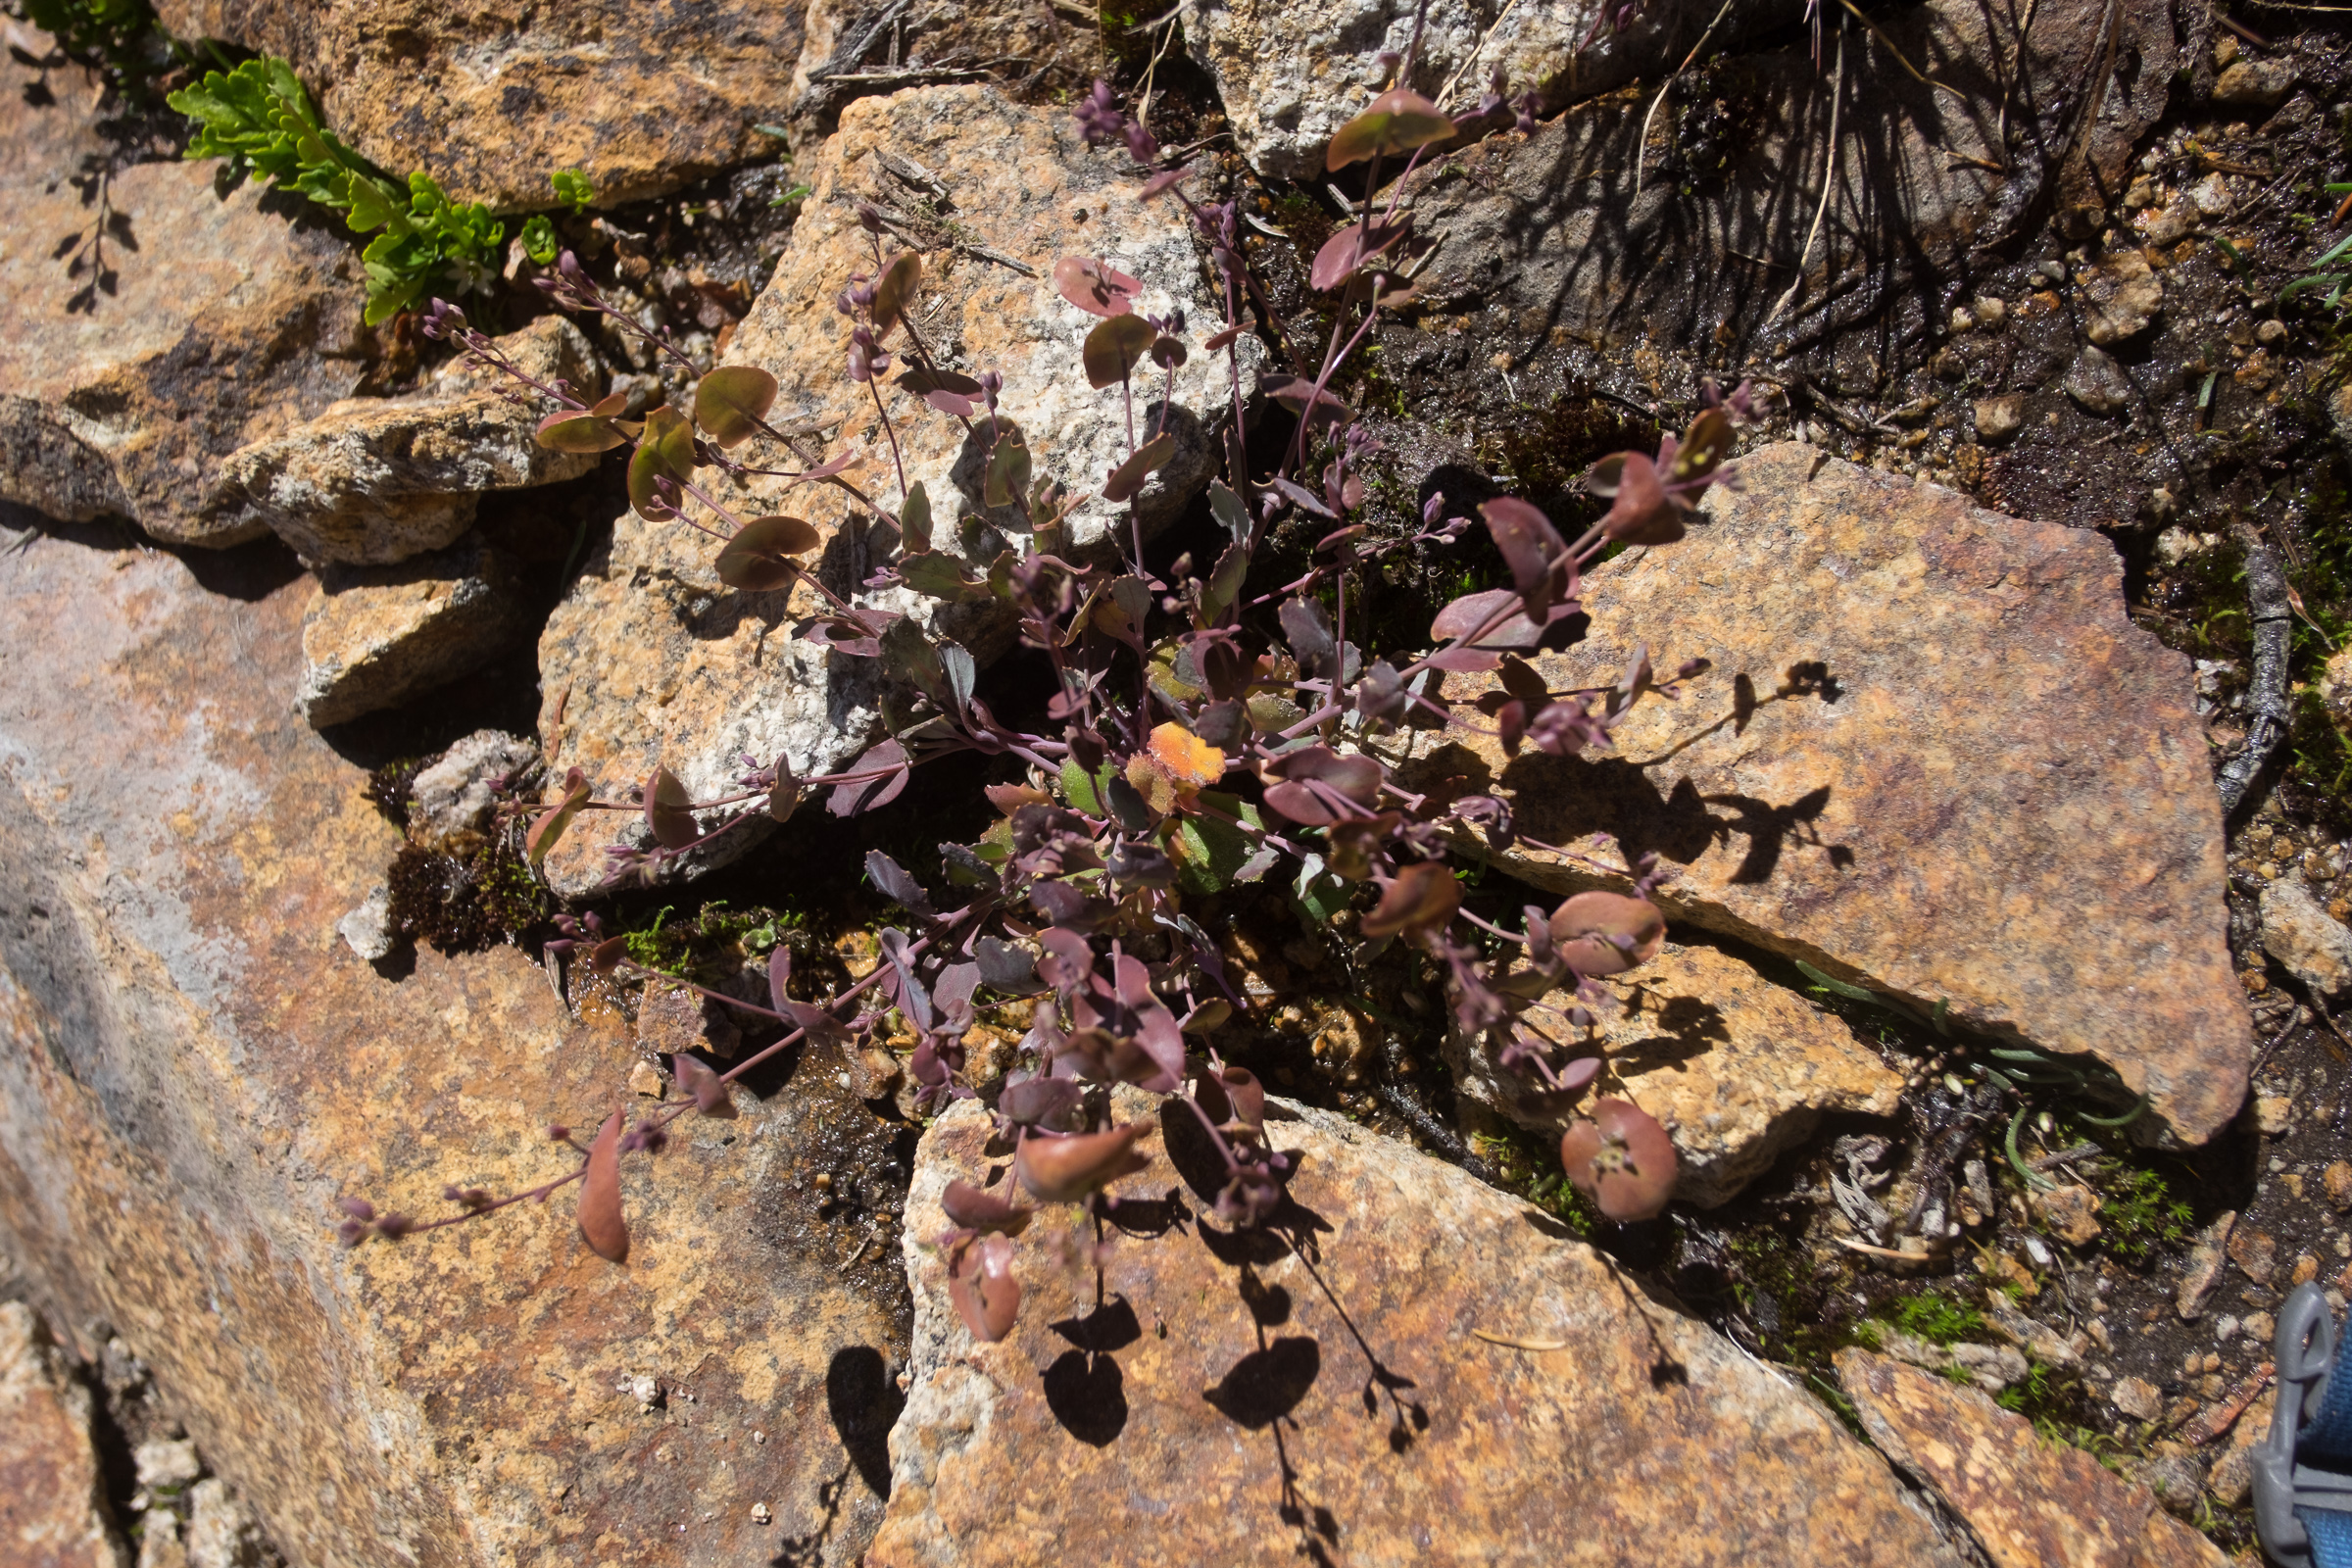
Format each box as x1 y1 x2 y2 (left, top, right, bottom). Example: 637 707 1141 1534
149 0 812 210
2077 249 2163 345
2212 58 2296 109
0 27 367 547
2262 877 2352 999
0 527 911 1567
1975 394 2028 444
869 1094 1968 1567
1445 941 1904 1205
218 317 602 565
404 729 541 850
1837 1350 2227 1568
295 534 529 727
1188 0 1785 179
0 1301 125 1568
1398 444 2247 1144
535 85 1245 896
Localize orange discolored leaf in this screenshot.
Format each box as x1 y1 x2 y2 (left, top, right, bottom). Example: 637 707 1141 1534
1148 720 1225 789
578 1109 629 1261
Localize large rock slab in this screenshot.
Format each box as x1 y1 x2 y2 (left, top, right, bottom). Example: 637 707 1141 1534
1371 0 2176 370
150 0 811 211
535 85 1244 896
1836 1350 2226 1568
216 317 602 565
1188 0 1786 180
0 527 911 1567
1399 443 2247 1144
0 1301 125 1568
1446 940 1903 1205
871 1095 1967 1567
0 28 367 547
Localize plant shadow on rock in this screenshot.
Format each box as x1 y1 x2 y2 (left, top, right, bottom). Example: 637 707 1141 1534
1043 1293 1140 1446
825 1345 904 1498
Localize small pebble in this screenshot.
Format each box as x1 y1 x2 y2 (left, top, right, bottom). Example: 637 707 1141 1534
2244 1310 2277 1347
752 1502 772 1525
2323 1160 2352 1210
2113 1375 2164 1421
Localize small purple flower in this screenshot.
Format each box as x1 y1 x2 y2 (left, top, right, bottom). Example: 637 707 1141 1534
1075 79 1124 147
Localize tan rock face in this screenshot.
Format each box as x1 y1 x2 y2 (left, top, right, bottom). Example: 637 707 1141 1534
218 317 601 564
536 85 1243 896
1401 443 2246 1144
297 533 526 727
1837 1350 2227 1568
870 1095 1965 1568
0 1302 124 1568
1445 941 1903 1205
0 33 367 546
149 0 811 210
0 530 912 1567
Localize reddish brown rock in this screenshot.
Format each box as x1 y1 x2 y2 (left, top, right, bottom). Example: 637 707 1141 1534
0 27 367 547
1836 1350 2227 1568
149 0 812 210
0 1302 125 1568
1445 940 1903 1205
1402 443 2247 1145
535 85 1244 896
0 527 908 1566
870 1095 1967 1568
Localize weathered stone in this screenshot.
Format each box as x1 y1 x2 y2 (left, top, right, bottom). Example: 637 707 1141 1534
0 1300 125 1568
1375 0 2176 369
0 29 367 546
2065 344 2133 414
2213 58 2296 108
295 534 527 728
2112 1375 2163 1422
334 887 394 963
1445 941 1903 1206
2077 249 2163 345
2229 1224 2278 1286
1837 1350 2227 1568
2034 1185 2103 1247
0 527 912 1567
149 0 811 210
536 85 1245 896
2177 1212 2236 1321
404 729 540 850
1975 394 2028 444
788 0 1107 134
1399 444 2247 1144
219 318 601 564
2326 1159 2352 1210
1873 1327 2030 1394
2263 878 2352 999
636 982 745 1062
873 1094 1965 1567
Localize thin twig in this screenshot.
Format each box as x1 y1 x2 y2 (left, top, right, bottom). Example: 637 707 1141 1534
2217 524 2293 819
1767 19 1844 324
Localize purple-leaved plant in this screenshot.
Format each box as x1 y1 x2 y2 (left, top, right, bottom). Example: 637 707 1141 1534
351 48 1746 1340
